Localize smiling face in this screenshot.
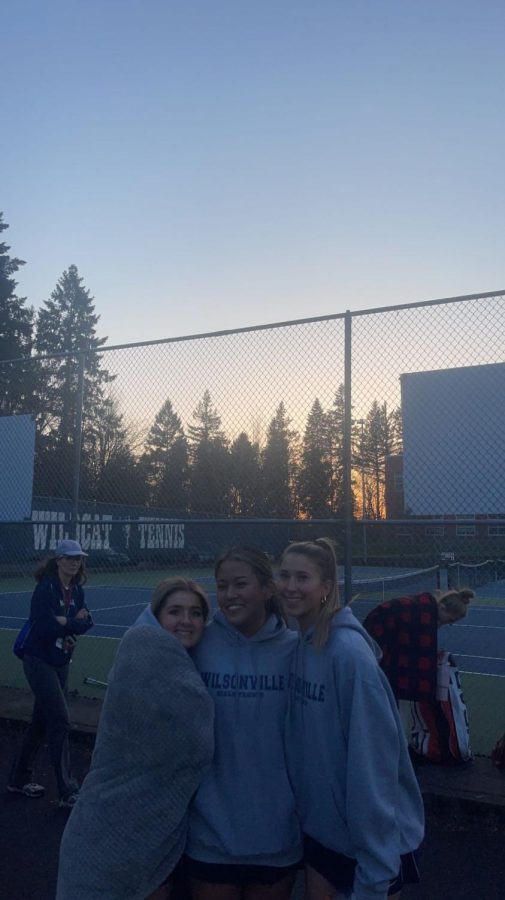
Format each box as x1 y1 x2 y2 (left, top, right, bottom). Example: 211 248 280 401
157 590 206 648
278 552 331 633
216 559 270 638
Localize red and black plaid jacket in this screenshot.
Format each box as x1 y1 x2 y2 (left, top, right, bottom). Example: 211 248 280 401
363 592 439 701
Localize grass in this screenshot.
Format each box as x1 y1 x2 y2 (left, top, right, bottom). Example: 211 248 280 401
460 672 505 755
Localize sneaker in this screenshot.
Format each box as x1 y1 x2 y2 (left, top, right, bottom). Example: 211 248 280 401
7 782 45 798
58 791 79 809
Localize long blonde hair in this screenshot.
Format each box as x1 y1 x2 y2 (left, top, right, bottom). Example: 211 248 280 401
435 587 474 620
280 538 340 648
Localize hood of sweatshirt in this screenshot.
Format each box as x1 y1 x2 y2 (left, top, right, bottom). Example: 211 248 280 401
302 605 383 661
132 604 162 630
210 608 289 642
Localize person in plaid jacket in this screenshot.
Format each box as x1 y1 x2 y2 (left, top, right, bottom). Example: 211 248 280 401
363 588 473 702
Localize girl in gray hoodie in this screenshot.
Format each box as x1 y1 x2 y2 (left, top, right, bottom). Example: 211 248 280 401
185 546 302 900
278 539 424 900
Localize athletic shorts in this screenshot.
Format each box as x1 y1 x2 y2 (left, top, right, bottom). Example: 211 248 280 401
303 834 420 896
183 855 301 886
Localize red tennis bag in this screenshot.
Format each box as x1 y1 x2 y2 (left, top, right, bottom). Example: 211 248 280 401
410 651 472 764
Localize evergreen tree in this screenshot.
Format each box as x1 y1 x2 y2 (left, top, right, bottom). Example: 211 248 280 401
359 401 402 518
0 212 35 414
81 396 147 506
187 390 230 514
352 417 368 518
260 402 296 517
390 406 403 451
143 398 189 511
34 265 113 498
187 390 226 445
298 399 332 517
229 432 261 515
327 384 346 517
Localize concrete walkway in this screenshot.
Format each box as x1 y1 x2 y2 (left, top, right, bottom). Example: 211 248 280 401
2 684 504 820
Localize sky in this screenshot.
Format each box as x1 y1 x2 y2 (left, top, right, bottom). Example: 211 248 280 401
2 0 505 347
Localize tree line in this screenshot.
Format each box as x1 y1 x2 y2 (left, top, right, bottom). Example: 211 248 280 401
1 212 401 519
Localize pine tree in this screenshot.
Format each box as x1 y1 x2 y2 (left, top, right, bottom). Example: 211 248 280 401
260 402 296 517
81 396 147 505
187 390 230 514
327 384 346 517
143 398 189 511
187 390 226 445
34 265 113 498
359 401 402 518
229 432 261 515
0 212 35 414
298 399 332 517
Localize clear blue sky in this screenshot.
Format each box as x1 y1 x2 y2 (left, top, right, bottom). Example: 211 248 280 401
3 0 504 346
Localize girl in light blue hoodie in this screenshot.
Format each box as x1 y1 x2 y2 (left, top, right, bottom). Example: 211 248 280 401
185 547 302 900
278 539 424 900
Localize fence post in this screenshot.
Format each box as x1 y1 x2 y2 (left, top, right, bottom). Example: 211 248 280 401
343 311 353 605
72 352 86 540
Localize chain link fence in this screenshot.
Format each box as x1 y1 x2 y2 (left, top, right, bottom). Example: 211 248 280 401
1 289 504 752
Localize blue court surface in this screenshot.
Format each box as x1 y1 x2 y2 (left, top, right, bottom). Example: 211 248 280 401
2 571 505 678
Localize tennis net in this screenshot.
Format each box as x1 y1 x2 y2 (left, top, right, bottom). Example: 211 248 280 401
342 565 441 603
448 558 505 589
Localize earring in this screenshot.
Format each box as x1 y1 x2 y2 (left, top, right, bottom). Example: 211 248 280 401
320 595 328 606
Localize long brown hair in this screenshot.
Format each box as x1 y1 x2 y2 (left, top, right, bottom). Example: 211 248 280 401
280 538 340 648
215 546 286 623
34 556 87 586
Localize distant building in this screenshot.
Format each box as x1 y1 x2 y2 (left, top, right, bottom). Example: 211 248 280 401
400 362 505 517
382 363 505 560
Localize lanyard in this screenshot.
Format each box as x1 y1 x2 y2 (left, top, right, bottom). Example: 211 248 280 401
60 583 73 613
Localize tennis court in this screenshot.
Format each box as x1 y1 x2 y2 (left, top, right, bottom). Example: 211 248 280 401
2 563 504 675
0 562 439 633
1 563 504 753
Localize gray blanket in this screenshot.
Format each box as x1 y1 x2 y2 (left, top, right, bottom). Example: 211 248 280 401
56 625 214 900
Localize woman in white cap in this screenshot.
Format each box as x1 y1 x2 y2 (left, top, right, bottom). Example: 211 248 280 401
8 539 93 808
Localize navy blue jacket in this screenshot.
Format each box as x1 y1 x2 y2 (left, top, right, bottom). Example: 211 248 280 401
24 575 93 667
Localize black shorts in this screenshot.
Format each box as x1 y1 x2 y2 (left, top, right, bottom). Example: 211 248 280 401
303 834 420 896
183 855 301 886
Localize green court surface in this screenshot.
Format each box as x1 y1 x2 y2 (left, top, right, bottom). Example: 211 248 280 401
0 630 119 696
460 672 505 756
